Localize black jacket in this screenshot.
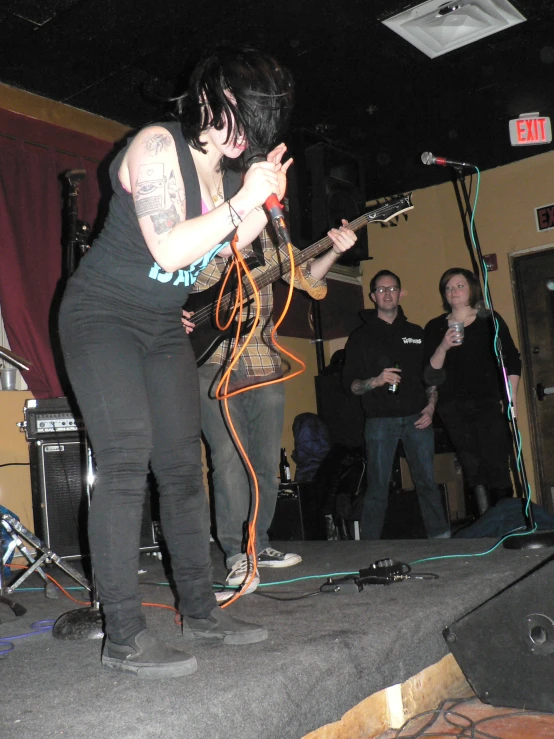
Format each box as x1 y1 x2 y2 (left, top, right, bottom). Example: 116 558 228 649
342 306 428 418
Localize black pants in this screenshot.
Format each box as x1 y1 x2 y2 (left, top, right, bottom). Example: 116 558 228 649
58 278 215 643
438 396 513 490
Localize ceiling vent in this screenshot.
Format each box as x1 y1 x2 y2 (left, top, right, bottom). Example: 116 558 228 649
382 0 526 58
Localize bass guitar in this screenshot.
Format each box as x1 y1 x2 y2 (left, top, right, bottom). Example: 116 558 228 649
186 193 413 366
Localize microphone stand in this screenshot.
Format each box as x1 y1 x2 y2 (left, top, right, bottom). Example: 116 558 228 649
451 166 554 549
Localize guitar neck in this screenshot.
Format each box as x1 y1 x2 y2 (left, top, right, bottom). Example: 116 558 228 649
244 212 370 295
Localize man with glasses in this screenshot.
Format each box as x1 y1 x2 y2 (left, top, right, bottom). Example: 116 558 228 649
342 270 450 539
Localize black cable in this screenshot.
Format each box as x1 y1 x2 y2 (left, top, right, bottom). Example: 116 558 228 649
254 590 323 602
394 699 476 739
0 463 30 468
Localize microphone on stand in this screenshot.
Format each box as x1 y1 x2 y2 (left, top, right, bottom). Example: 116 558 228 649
421 151 475 169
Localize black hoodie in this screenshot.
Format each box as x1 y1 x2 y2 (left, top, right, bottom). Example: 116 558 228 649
342 306 428 418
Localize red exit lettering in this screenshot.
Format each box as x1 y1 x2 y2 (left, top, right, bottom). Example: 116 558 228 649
535 204 554 232
517 117 547 143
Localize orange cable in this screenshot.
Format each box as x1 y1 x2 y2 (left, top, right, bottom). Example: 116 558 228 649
211 231 306 607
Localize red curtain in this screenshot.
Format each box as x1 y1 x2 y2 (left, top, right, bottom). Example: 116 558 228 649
0 109 116 398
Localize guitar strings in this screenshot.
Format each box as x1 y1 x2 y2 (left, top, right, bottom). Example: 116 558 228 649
188 200 409 327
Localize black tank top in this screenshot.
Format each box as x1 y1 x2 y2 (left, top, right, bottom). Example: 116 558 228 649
73 121 241 310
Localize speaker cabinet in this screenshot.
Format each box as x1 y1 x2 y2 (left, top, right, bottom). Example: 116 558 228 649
29 437 91 558
29 438 159 558
268 483 325 541
305 142 368 267
444 556 554 712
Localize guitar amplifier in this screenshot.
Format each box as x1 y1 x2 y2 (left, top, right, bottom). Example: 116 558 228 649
22 397 84 441
23 398 159 557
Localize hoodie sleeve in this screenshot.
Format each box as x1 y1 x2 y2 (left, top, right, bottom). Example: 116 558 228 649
341 332 365 395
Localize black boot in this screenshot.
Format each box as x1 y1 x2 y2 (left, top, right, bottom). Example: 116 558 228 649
472 484 490 517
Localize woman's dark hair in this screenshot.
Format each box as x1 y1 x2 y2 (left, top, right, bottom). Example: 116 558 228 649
176 44 294 157
438 267 482 312
369 269 401 295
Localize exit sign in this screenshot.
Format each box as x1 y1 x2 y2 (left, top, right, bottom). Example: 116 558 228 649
509 115 552 146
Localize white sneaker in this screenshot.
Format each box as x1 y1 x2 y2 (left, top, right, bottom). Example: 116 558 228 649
225 555 260 594
257 547 302 568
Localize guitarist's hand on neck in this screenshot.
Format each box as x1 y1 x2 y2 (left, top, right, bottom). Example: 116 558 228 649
307 220 357 281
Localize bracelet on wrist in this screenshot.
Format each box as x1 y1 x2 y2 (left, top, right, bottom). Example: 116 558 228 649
226 199 243 228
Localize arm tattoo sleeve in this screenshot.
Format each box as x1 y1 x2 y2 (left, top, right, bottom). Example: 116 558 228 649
351 378 374 395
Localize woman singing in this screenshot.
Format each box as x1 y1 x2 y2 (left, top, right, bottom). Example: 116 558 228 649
58 44 293 678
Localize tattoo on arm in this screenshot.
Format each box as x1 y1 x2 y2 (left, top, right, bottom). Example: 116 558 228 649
144 133 172 156
135 162 166 218
150 204 180 235
351 378 374 395
167 170 186 216
426 385 438 407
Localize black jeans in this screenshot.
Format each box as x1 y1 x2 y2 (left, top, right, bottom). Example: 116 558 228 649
437 397 513 489
58 278 215 643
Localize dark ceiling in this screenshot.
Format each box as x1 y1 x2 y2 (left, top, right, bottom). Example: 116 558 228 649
1 0 553 200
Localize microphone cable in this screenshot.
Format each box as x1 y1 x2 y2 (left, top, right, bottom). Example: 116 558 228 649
211 227 306 608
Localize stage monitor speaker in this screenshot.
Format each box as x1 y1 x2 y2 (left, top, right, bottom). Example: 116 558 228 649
444 556 554 712
29 438 159 558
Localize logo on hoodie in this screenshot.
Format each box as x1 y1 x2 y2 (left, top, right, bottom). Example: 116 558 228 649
402 337 422 344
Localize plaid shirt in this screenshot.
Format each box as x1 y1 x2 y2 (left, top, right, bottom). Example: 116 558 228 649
192 229 327 380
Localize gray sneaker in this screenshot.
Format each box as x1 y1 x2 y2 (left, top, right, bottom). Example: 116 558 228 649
257 547 302 568
182 607 268 645
102 629 197 679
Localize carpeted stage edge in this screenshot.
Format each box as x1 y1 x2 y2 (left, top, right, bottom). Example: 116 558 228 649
1 539 551 739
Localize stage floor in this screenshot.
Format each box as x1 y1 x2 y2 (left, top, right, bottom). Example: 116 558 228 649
1 539 551 739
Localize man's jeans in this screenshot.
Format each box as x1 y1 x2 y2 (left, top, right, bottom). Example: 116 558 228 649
199 360 285 565
362 414 449 539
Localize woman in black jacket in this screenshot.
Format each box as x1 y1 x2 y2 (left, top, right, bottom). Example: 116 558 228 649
424 268 521 518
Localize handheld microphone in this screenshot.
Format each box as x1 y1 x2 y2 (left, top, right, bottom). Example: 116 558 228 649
421 152 475 169
245 152 292 245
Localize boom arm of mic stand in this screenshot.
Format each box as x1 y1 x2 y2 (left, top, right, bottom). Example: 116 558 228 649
0 345 32 372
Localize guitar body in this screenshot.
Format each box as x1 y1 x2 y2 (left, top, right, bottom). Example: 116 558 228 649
184 264 257 366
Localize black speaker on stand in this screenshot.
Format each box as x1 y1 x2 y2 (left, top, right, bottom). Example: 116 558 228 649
305 141 369 267
444 555 554 712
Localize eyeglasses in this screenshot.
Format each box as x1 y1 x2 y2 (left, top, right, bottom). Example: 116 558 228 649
374 285 400 294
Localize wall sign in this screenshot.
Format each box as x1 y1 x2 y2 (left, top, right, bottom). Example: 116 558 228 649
535 203 554 233
509 114 552 146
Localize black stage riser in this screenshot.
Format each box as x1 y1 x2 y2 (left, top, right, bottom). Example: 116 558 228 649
444 555 554 713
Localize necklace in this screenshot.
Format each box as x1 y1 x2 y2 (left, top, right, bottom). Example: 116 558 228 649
211 168 223 204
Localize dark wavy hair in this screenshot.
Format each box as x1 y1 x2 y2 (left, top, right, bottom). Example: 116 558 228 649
175 44 294 158
369 269 401 295
438 267 482 312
